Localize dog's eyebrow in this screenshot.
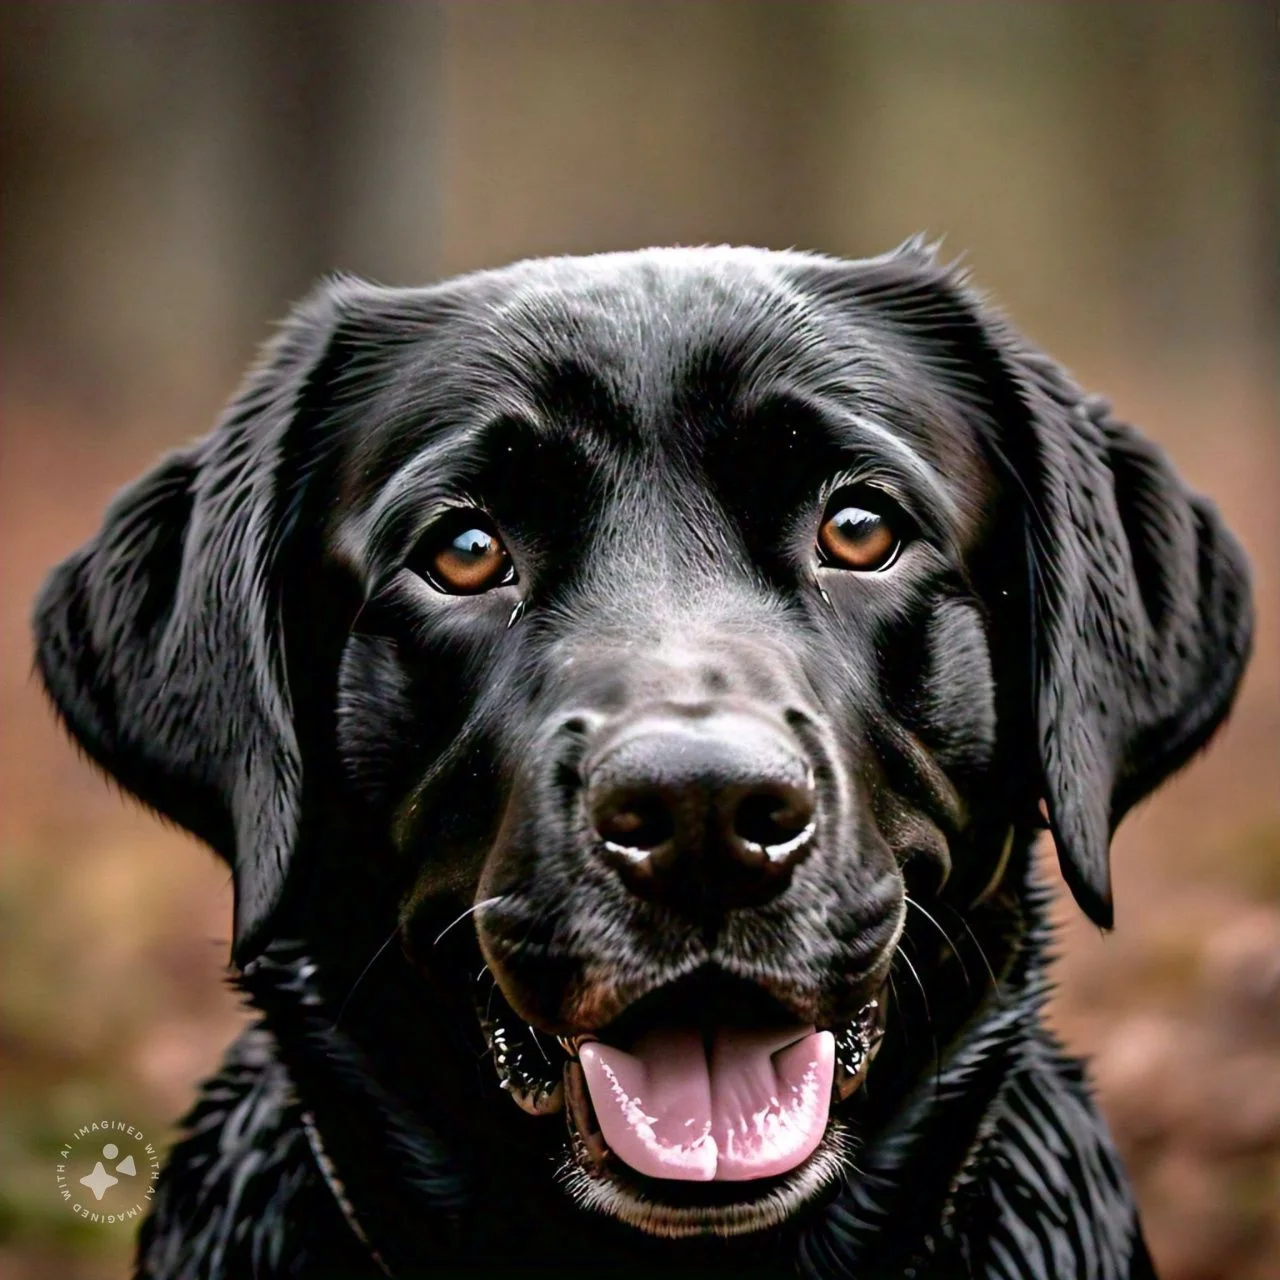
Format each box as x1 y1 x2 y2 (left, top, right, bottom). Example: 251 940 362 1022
825 407 962 534
347 406 612 584
345 424 481 574
469 402 633 465
731 387 965 551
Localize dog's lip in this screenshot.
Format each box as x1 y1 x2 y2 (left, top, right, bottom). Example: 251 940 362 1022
557 995 884 1059
477 962 887 1094
557 1112 855 1239
555 992 885 1061
831 995 887 1100
475 975 567 1117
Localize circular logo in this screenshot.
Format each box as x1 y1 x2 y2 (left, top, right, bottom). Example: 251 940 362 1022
56 1120 159 1225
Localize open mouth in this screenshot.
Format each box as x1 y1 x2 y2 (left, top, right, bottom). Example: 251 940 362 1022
476 970 886 1236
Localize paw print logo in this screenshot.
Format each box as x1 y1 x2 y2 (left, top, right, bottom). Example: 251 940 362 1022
56 1121 158 1225
79 1142 138 1201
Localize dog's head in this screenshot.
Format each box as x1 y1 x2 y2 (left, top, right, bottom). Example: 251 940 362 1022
34 245 1251 1238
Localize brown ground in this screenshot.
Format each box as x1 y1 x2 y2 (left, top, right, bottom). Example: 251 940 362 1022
1 352 1276 1279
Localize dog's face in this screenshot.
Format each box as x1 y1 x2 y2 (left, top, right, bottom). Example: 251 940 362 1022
35 246 1251 1240
331 256 1010 1230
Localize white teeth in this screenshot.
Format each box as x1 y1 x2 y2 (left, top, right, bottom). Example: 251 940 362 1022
557 1034 593 1058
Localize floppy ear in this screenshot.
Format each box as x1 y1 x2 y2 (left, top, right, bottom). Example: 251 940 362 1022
991 348 1253 925
33 280 369 960
801 244 1254 926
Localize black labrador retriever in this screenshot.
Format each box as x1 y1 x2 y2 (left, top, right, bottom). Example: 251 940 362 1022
34 243 1252 1278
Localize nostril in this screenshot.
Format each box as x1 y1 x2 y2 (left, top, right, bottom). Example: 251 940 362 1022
595 793 676 852
731 787 815 858
784 707 814 732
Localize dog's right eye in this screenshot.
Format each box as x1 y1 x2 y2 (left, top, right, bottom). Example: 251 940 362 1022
408 516 515 595
817 490 906 573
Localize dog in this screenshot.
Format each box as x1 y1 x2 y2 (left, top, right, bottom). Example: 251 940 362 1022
34 242 1252 1278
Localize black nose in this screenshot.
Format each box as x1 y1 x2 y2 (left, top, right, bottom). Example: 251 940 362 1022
586 712 816 912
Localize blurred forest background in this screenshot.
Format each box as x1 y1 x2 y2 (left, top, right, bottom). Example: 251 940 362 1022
1 3 1275 1278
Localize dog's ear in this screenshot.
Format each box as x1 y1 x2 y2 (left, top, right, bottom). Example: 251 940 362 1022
33 279 375 961
798 243 1254 926
995 353 1253 925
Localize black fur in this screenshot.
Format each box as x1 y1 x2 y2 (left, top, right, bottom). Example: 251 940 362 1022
33 244 1250 1278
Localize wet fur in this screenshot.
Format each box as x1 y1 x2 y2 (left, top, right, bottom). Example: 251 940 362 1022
33 244 1251 1278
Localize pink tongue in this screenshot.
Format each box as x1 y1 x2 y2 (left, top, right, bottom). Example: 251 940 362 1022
578 1026 834 1182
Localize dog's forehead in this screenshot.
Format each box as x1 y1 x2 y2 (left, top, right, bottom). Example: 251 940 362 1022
480 247 793 338
357 249 820 433
337 249 994 542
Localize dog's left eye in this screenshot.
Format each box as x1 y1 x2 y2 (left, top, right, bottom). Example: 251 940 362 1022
818 498 902 572
409 517 515 594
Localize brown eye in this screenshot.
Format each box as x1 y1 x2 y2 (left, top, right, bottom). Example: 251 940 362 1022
416 519 514 594
818 503 900 571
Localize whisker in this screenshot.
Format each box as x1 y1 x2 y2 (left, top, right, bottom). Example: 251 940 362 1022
886 972 906 1048
391 714 490 847
939 899 1003 1002
471 970 501 1063
401 718 484 808
529 1025 551 1065
906 895 970 989
433 896 505 948
333 928 399 1029
895 943 940 1096
895 943 932 1029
